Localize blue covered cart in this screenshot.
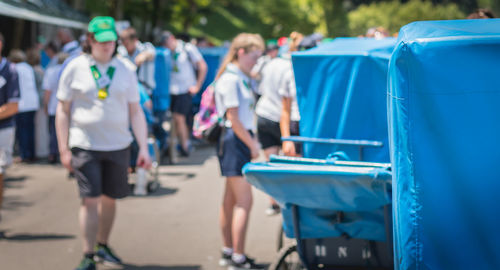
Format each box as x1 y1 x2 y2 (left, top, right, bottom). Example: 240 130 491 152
243 38 396 269
388 19 500 270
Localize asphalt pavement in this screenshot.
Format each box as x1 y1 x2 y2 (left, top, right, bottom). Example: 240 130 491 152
0 145 282 270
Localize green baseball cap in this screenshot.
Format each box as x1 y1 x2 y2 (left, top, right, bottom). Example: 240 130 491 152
88 16 117 42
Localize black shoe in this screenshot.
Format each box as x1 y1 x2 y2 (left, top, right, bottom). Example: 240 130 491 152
219 252 232 267
94 245 122 266
177 145 191 157
229 256 264 270
74 257 96 270
265 204 281 216
48 154 59 164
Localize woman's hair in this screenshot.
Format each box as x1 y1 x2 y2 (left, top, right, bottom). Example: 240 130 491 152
8 49 26 63
84 32 118 57
215 33 265 80
44 41 59 54
288 31 304 52
467 8 496 19
26 48 41 66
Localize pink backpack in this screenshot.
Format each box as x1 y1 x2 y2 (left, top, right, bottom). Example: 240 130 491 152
193 83 222 143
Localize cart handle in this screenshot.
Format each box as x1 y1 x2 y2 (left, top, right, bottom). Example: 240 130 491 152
281 136 384 160
269 154 391 169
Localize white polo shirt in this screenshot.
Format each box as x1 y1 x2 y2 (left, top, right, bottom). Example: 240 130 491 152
279 68 300 121
15 62 40 112
57 55 140 151
255 55 292 122
169 40 203 95
42 64 63 116
215 63 255 131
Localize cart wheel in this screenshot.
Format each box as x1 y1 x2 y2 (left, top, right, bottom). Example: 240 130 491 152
270 244 304 270
147 181 160 193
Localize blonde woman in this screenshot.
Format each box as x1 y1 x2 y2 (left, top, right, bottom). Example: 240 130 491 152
214 33 265 270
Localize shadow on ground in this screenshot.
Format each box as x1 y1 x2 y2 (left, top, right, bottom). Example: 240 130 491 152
160 144 216 167
159 172 196 181
120 265 201 270
0 231 75 241
2 195 33 211
128 185 178 197
4 176 27 182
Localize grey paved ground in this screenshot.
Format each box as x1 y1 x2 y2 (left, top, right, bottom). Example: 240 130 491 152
0 146 282 270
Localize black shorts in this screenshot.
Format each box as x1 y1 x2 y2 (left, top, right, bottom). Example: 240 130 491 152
170 93 192 117
257 116 281 149
290 120 302 155
217 128 252 177
71 147 131 199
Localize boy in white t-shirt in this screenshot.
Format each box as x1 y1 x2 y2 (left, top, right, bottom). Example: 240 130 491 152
56 17 151 270
163 32 208 156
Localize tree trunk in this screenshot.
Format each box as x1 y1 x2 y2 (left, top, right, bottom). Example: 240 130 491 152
323 0 349 37
12 19 25 49
71 0 85 11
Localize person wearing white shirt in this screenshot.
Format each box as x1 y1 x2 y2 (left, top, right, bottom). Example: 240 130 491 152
214 33 265 270
56 17 151 270
57 28 82 57
9 50 40 162
43 52 68 163
117 27 156 94
163 31 208 156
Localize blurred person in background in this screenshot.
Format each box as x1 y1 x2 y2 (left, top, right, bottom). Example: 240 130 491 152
57 28 82 57
43 52 69 163
250 42 279 91
255 31 303 216
278 36 318 158
0 32 20 222
9 49 40 163
365 27 390 39
118 27 156 95
163 31 207 157
467 8 496 19
27 48 50 159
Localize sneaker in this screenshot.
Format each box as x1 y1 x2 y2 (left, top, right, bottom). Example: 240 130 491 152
229 256 264 270
74 258 96 270
94 245 122 266
177 144 191 157
219 252 232 267
265 204 280 216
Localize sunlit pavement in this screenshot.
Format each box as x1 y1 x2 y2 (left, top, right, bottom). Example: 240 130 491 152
0 145 281 270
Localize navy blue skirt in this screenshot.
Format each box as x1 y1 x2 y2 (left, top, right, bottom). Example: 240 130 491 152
217 128 253 177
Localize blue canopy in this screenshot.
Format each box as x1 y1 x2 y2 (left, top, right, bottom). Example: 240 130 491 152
292 37 396 162
388 19 500 270
192 47 228 105
153 47 172 112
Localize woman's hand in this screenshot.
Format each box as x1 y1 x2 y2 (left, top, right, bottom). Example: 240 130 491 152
250 140 260 160
282 141 296 157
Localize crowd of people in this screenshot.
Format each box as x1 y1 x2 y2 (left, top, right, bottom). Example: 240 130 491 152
0 8 496 270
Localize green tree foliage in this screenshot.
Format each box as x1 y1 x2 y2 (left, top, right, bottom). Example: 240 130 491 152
348 0 466 36
322 0 349 37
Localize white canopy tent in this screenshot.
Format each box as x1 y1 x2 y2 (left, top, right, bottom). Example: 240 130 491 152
0 0 87 29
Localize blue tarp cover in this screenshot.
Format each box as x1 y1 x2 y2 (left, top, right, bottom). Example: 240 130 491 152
153 47 172 111
243 162 391 240
193 47 228 104
292 37 395 162
388 19 500 270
